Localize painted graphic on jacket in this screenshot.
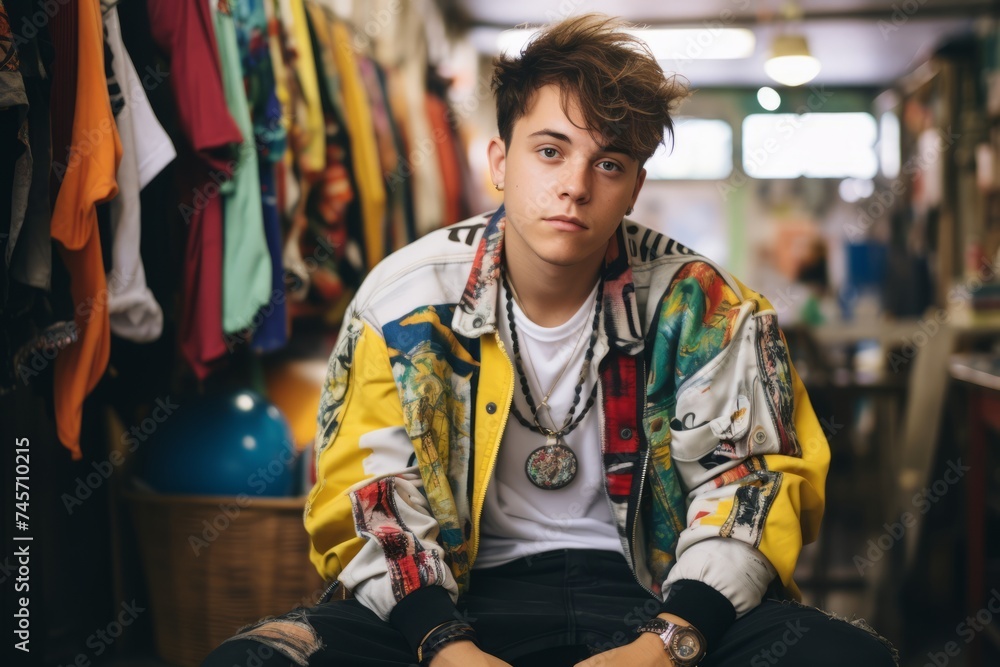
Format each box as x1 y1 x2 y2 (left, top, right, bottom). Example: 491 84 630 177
719 458 782 547
755 313 801 456
351 477 450 601
458 214 504 326
643 261 796 582
382 304 480 591
316 315 365 454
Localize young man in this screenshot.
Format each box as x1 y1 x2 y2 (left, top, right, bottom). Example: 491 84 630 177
203 14 896 667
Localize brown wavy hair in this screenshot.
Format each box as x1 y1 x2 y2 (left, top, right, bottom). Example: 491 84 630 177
491 13 689 165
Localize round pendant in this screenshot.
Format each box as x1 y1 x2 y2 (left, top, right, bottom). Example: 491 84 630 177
525 442 578 490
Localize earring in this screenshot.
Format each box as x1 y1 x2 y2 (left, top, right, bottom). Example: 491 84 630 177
495 183 504 192
626 207 633 216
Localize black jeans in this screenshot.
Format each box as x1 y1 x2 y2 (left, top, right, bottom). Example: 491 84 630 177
201 549 897 667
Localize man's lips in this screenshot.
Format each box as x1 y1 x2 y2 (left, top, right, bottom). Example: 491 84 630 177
544 215 586 229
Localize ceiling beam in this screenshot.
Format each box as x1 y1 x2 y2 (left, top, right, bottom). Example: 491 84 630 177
468 1 995 30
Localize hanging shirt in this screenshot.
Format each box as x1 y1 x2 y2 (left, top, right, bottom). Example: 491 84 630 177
146 0 242 376
50 0 123 459
358 56 410 254
146 0 241 172
5 0 54 291
277 0 324 174
179 187 226 379
297 3 357 311
352 0 442 236
103 6 175 342
211 0 273 334
231 0 287 353
0 0 31 280
425 92 462 227
476 281 624 569
329 19 386 271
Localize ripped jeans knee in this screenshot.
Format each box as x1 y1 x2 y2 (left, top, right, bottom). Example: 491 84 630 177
778 599 900 666
223 608 325 667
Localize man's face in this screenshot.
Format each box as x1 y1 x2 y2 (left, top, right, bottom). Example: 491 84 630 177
488 84 646 274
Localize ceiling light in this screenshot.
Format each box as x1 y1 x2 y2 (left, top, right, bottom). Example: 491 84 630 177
493 27 755 60
757 86 781 111
764 34 821 87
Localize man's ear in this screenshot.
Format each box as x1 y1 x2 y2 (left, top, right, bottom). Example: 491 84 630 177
487 136 507 189
630 167 647 209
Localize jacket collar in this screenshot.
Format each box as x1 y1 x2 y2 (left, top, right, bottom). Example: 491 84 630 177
452 205 645 355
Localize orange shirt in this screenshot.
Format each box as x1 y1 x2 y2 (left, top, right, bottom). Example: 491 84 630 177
51 0 123 459
426 93 463 227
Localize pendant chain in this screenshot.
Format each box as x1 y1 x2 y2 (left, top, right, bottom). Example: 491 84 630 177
501 268 602 440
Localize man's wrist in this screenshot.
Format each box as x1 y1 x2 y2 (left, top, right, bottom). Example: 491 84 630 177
658 579 735 649
633 631 675 665
417 620 478 666
656 612 692 627
428 639 480 666
636 613 706 666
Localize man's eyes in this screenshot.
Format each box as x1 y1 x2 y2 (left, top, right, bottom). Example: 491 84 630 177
537 149 622 172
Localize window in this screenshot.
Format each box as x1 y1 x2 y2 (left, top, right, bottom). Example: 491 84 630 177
742 112 878 179
645 118 733 180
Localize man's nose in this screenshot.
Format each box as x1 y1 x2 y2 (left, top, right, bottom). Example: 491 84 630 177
558 159 591 204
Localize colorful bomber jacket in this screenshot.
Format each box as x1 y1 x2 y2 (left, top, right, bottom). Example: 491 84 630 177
304 206 830 651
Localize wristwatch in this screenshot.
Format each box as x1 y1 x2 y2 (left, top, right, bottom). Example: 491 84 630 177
635 618 707 666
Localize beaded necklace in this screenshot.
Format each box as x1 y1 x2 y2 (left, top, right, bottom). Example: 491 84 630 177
501 268 602 490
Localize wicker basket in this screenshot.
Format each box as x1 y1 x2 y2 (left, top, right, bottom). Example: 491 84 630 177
126 492 326 666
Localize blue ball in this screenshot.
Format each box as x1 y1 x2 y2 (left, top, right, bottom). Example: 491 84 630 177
138 390 298 496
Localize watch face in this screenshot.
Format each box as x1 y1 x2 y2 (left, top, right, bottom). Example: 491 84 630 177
674 633 699 658
669 628 704 665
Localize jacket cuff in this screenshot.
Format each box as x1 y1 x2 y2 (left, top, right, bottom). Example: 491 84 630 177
659 579 737 649
388 586 464 654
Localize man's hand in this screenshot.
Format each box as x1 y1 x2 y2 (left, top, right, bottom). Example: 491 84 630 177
575 611 698 667
573 632 673 667
429 640 514 667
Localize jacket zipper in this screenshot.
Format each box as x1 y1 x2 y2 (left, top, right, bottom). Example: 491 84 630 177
318 578 341 604
630 447 654 597
630 351 655 598
469 330 514 567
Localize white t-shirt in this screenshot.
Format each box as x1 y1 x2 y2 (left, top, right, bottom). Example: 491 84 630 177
474 281 624 569
104 7 176 342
